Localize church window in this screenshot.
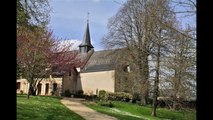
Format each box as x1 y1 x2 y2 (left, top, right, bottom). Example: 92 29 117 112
123 65 131 73
127 65 131 72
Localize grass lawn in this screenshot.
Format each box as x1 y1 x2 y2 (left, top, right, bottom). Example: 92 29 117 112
17 94 84 120
84 101 196 120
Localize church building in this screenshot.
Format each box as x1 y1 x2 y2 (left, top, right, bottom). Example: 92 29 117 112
17 20 126 96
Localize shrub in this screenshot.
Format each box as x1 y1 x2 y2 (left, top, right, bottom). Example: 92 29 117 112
182 100 196 109
106 92 133 102
75 90 84 98
133 93 140 100
64 90 71 97
77 90 84 95
123 90 129 93
117 92 133 102
99 90 106 100
100 101 114 108
147 98 153 104
85 95 98 101
106 92 115 101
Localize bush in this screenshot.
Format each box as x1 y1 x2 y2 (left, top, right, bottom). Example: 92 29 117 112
182 100 196 109
106 92 115 101
132 93 140 103
147 98 153 104
85 95 98 101
100 101 114 108
123 90 129 93
77 90 84 95
64 90 71 97
74 90 84 98
99 90 106 100
106 92 133 102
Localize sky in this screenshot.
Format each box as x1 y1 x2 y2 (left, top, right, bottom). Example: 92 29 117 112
48 0 127 51
48 0 196 51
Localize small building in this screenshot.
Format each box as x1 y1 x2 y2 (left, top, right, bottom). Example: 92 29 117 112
17 77 62 96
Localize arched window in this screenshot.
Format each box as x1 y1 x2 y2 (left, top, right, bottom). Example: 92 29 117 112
123 65 131 73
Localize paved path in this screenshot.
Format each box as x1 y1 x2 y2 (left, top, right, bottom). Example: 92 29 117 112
61 97 118 120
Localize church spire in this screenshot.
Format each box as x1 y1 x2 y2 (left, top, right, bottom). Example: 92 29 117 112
87 12 89 24
79 13 94 53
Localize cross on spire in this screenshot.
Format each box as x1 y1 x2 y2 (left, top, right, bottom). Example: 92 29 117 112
87 12 90 23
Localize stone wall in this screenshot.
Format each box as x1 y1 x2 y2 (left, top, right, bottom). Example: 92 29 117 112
62 69 78 94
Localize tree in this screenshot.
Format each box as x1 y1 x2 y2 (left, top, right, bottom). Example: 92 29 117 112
17 26 50 98
17 0 57 99
103 0 177 106
104 0 196 115
17 0 51 44
103 0 157 105
146 0 196 113
144 0 177 116
166 0 196 40
171 0 196 15
140 0 196 112
17 0 30 26
161 28 196 110
17 0 51 27
17 27 82 98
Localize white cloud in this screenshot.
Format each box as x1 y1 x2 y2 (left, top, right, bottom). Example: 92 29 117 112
58 39 82 51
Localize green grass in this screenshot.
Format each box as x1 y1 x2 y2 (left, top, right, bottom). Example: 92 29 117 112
84 101 196 120
17 94 84 120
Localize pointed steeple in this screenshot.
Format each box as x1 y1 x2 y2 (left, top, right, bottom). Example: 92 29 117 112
80 22 94 48
79 13 94 53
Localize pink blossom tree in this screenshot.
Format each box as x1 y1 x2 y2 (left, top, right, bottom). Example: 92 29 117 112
17 26 83 98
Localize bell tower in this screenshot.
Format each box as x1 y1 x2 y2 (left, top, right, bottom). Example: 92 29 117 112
79 12 94 53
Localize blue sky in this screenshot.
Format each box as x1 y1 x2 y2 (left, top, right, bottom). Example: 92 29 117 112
48 0 195 51
48 0 127 51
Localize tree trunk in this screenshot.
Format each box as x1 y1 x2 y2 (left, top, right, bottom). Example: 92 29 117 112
173 69 180 110
140 53 149 106
27 91 30 99
138 49 145 105
152 43 160 116
151 98 157 116
27 83 32 99
140 88 147 105
144 54 149 105
27 82 37 99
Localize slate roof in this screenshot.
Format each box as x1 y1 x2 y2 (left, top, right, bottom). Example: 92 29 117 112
80 50 115 73
79 22 94 48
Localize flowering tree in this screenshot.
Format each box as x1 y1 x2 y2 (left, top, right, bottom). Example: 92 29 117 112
17 26 83 98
